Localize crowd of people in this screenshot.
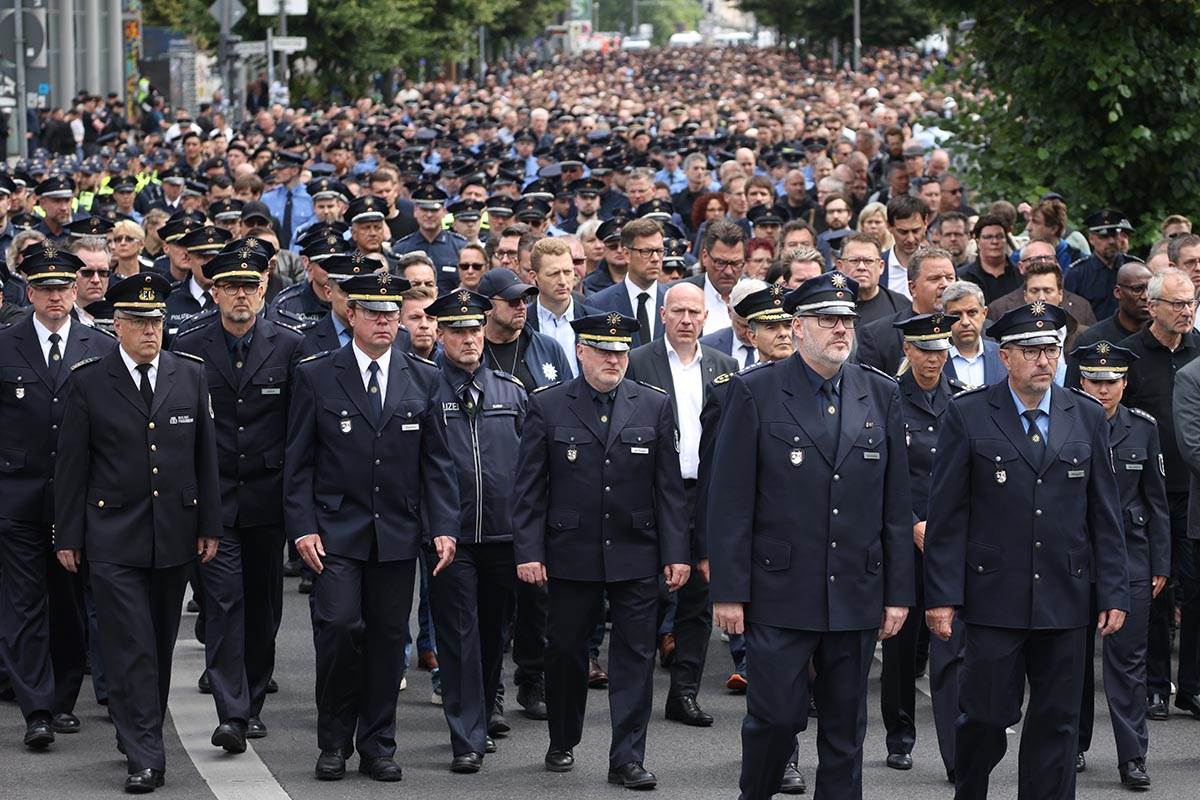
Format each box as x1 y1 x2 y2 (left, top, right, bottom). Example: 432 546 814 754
0 44 1194 799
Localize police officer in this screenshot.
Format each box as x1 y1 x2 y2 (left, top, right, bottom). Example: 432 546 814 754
33 175 80 241
0 243 115 749
1064 210 1141 320
165 224 231 341
881 312 965 778
393 184 466 293
150 210 206 282
283 270 459 782
424 289 528 773
172 241 304 753
54 272 221 793
512 311 689 790
1072 341 1169 789
924 302 1129 800
708 271 914 800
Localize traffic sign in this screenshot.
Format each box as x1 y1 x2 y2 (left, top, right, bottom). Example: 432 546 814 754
257 0 307 14
272 36 307 53
208 0 246 27
233 41 267 56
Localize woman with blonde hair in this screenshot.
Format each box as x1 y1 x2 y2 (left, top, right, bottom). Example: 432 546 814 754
857 201 895 252
111 219 151 278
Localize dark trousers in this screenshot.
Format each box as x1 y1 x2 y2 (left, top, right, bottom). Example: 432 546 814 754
1147 492 1188 695
0 517 86 719
739 624 875 800
880 546 923 755
928 618 965 774
512 580 547 687
83 565 108 703
427 542 516 756
89 561 188 773
200 524 285 723
667 482 711 699
1079 580 1152 763
954 624 1086 800
545 575 658 768
310 553 415 759
1177 531 1200 696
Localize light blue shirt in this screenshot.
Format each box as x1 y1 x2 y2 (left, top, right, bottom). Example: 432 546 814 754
948 344 986 389
1009 383 1051 442
262 183 314 241
536 299 579 377
655 167 688 194
332 314 352 348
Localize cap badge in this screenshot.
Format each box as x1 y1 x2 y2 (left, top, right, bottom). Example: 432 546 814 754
1096 341 1111 355
138 287 155 302
457 290 472 304
43 245 57 260
377 271 392 287
830 273 848 289
606 312 622 326
1030 300 1047 316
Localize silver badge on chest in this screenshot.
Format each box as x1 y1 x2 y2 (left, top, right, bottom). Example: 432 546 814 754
339 409 352 434
14 385 24 400
566 444 578 463
994 467 1006 485
790 448 803 466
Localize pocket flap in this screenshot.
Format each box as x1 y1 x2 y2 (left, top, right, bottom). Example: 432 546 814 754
251 367 288 386
855 429 883 449
181 486 198 508
620 427 655 444
974 440 1019 464
630 509 656 529
87 488 123 508
768 423 808 446
323 399 360 417
752 536 792 572
966 538 1001 575
548 508 580 530
316 493 343 512
1116 447 1147 462
263 446 284 469
1058 442 1091 466
1068 544 1091 579
1126 503 1148 527
0 448 25 472
865 541 883 574
552 427 593 444
0 367 27 383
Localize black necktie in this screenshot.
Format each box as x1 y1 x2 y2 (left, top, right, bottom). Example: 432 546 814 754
281 189 294 248
742 344 756 369
367 361 383 422
136 362 153 410
461 379 479 416
47 332 63 381
594 391 613 431
819 379 839 452
636 291 651 344
1023 409 1045 453
234 339 247 371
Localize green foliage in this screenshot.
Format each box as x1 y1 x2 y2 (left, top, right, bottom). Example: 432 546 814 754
735 0 941 48
931 0 1200 243
596 0 704 45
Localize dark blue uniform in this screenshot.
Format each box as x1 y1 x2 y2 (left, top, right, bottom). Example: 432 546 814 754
172 316 303 729
1064 252 1141 320
707 355 915 800
164 278 213 341
265 280 329 327
0 318 114 727
391 229 466 292
924 382 1129 800
283 343 459 763
428 361 527 759
512 376 688 771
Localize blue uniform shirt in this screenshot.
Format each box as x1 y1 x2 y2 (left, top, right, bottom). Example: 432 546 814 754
1010 383 1051 442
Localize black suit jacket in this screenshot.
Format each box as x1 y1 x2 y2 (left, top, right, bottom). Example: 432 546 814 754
856 309 911 377
625 338 739 422
172 317 304 528
296 312 411 359
54 349 222 568
0 318 116 523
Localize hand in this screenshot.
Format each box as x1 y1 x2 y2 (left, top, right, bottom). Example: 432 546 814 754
697 558 710 583
296 533 326 574
1152 575 1167 598
517 561 547 587
912 520 926 552
1098 608 1127 637
197 537 219 564
713 601 744 635
663 563 691 591
431 536 457 576
926 606 955 641
57 549 82 574
877 606 908 641
1017 201 1033 221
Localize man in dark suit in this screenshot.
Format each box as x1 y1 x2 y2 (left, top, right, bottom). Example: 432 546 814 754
924 302 1129 800
681 218 745 338
585 218 668 348
708 272 915 800
512 312 689 790
54 272 221 793
0 243 115 749
942 281 1007 389
856 246 957 376
172 239 304 753
626 282 738 728
284 271 459 782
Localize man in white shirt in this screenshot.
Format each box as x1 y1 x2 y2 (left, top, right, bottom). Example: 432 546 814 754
683 219 746 336
943 280 1006 389
530 238 583 377
885 195 930 300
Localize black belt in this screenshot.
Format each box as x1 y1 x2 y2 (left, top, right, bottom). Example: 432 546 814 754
683 478 698 488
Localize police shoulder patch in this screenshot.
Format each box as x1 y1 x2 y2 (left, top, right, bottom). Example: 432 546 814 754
712 372 734 385
493 369 525 389
70 355 103 371
1069 386 1104 406
531 382 558 394
1129 406 1157 424
860 363 899 383
299 349 333 364
636 380 668 394
173 351 205 365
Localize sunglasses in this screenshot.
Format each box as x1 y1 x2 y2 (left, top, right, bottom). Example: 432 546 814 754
459 262 486 271
79 268 110 279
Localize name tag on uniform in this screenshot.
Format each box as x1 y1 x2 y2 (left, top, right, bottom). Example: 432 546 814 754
440 265 457 273
863 451 881 460
630 446 650 455
402 423 421 431
169 414 194 425
1068 469 1085 479
1125 463 1143 471
261 387 281 395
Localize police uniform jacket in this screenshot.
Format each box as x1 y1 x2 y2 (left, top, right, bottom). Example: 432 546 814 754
283 343 459 561
173 316 303 528
391 229 466 293
511 376 689 582
54 349 222 568
924 382 1129 629
434 361 528 544
1109 404 1171 581
707 356 915 631
898 370 960 521
266 280 329 327
164 278 212 339
0 317 116 523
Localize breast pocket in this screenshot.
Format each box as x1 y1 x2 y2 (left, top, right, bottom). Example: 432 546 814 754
323 399 362 434
1059 442 1091 479
1115 446 1147 474
552 427 594 462
853 427 885 463
768 423 813 468
251 367 288 399
973 439 1020 477
620 427 656 456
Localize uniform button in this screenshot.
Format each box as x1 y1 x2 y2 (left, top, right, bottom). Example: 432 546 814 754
930 447 936 453
764 558 772 565
374 486 380 493
1073 458 1079 464
238 426 245 432
995 456 1001 463
1034 573 1041 580
152 468 158 475
97 500 105 508
605 486 611 492
830 541 837 548
52 397 58 403
832 508 839 515
793 436 799 442
1034 541 1042 548
50 451 55 458
604 513 610 519
1035 509 1042 516
829 575 836 582
927 426 934 432
976 565 983 573
605 539 612 546
374 459 381 465
1036 478 1042 485
605 459 611 465
374 513 381 519
377 433 382 438
237 398 243 404
833 474 840 481
238 480 245 486
239 453 246 459
51 424 57 431
148 422 155 430
150 444 157 452
152 490 159 497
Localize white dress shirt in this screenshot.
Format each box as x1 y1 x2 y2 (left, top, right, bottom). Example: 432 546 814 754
352 343 392 405
886 249 913 300
118 345 160 391
536 298 579 377
948 343 985 389
701 274 732 335
188 276 210 305
624 276 658 336
665 339 704 480
32 316 72 367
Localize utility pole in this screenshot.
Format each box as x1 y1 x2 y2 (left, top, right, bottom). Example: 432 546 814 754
13 0 27 153
852 0 861 71
478 25 486 83
278 7 287 88
631 0 637 33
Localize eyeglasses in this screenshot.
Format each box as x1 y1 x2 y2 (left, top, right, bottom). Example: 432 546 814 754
78 268 110 279
216 283 259 295
977 233 1007 242
1152 298 1197 312
359 308 400 320
1014 345 1061 362
459 262 486 271
1179 258 1200 269
627 246 665 259
710 257 745 272
944 186 963 195
1018 255 1056 266
839 256 880 267
495 249 519 261
499 297 528 308
1118 282 1149 295
112 236 140 244
572 257 587 266
809 314 856 329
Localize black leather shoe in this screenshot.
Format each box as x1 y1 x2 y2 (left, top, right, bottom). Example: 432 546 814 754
1075 752 1086 773
608 761 657 789
517 682 548 720
24 716 54 749
298 575 314 594
359 756 403 782
197 671 212 694
282 558 303 578
1147 693 1169 720
266 678 279 694
315 750 346 780
1119 758 1151 789
124 768 164 794
485 736 496 753
0 678 15 701
186 598 200 613
211 721 247 754
52 712 81 733
488 707 509 736
946 768 956 784
779 762 807 794
246 717 267 739
545 749 574 772
665 695 714 727
1175 692 1200 718
887 753 913 770
450 752 483 773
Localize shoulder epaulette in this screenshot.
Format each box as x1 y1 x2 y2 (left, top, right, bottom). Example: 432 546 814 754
406 351 438 367
860 363 899 383
531 382 559 394
493 369 525 389
0 322 12 331
173 319 208 338
1067 255 1089 270
274 283 304 299
1129 406 1157 424
269 317 305 335
448 231 467 241
952 384 988 399
299 349 333 364
1070 386 1104 406
173 351 205 364
947 376 967 392
70 355 103 371
636 380 668 394
739 359 774 374
712 372 734 385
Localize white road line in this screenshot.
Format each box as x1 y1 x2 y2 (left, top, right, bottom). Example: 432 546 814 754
169 635 292 800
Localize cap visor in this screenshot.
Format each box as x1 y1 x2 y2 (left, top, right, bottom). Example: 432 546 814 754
354 300 400 312
581 339 630 352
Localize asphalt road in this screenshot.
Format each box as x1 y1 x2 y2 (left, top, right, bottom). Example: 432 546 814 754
2 574 1198 798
